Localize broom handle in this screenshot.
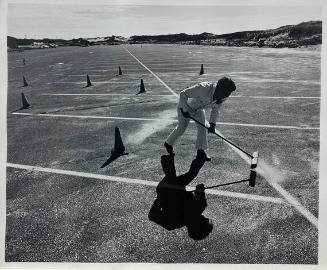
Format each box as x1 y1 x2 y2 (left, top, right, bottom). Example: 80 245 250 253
182 109 253 158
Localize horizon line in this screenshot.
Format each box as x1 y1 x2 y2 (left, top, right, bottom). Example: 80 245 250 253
7 19 322 40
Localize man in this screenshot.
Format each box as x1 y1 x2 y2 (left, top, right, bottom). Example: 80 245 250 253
164 77 236 161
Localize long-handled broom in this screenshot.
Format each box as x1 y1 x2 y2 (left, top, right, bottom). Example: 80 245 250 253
181 108 259 169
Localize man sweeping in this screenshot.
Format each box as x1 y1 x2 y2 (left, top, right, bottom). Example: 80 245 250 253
164 77 236 161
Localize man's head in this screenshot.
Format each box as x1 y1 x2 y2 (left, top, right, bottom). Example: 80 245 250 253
213 77 236 102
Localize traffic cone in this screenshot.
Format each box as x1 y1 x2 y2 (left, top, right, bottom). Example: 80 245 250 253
101 126 128 168
21 93 30 109
118 66 122 75
137 79 146 95
23 76 28 87
86 74 92 87
112 127 126 155
199 64 204 75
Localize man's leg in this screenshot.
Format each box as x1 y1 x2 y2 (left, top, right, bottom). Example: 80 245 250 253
194 109 211 161
165 107 190 154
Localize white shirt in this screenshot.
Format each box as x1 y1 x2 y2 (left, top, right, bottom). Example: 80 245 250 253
178 82 223 123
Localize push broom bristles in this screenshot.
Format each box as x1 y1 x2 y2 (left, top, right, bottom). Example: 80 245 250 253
251 151 259 169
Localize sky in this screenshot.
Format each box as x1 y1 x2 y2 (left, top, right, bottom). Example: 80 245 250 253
7 0 323 39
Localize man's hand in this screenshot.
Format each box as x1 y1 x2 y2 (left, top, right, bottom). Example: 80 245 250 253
180 109 191 118
208 123 216 134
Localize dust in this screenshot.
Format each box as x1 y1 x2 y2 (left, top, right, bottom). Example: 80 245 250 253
126 109 176 145
256 160 288 184
217 131 287 184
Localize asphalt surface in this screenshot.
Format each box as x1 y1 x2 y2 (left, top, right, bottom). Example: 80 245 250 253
6 44 320 263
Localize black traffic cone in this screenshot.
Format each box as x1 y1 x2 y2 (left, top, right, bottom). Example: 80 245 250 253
137 79 146 95
86 74 92 87
118 66 122 75
199 64 204 75
21 93 30 109
23 76 28 87
101 127 128 168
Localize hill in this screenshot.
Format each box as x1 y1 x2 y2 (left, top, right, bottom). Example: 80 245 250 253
7 35 126 50
7 21 322 50
129 21 322 48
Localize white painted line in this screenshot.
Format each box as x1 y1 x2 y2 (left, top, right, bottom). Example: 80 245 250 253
118 67 201 70
123 46 179 97
11 112 319 130
85 66 142 68
12 112 160 121
78 70 110 72
42 93 176 97
230 95 320 99
68 74 110 77
269 180 319 228
42 93 320 100
67 74 151 77
81 69 143 72
238 79 320 85
229 71 283 74
85 63 212 67
218 121 319 130
6 163 286 205
47 81 139 85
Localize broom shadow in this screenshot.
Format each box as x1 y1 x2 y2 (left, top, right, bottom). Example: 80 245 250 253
148 154 213 240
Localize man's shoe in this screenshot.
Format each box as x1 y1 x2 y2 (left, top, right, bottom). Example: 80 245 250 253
164 142 174 155
196 150 211 161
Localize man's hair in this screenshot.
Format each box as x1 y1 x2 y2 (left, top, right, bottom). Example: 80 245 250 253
216 77 236 93
213 77 236 103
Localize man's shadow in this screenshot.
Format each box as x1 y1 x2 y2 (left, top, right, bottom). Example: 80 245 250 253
148 154 213 240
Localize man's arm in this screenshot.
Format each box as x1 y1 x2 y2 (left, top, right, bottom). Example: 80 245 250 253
209 102 223 127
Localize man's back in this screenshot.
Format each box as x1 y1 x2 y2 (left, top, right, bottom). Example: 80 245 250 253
179 82 216 110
